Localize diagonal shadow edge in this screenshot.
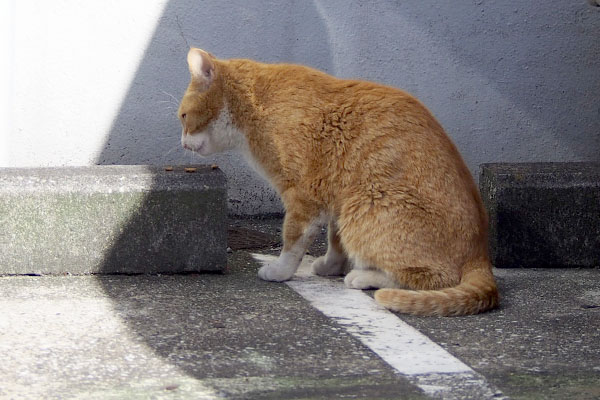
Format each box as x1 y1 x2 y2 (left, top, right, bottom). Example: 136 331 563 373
91 0 334 382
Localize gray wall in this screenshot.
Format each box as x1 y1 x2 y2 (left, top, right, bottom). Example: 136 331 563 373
99 1 600 215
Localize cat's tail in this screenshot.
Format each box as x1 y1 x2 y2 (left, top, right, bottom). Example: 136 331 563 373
374 259 499 316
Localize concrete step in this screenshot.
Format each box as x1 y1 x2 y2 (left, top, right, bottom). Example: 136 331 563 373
479 162 600 268
0 165 227 275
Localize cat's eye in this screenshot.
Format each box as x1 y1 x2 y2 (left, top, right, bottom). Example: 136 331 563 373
181 113 187 120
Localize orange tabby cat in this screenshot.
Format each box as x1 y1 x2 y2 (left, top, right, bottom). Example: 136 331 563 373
178 48 499 316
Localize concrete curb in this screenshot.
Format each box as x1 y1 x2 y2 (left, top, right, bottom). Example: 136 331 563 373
480 162 600 268
0 165 227 275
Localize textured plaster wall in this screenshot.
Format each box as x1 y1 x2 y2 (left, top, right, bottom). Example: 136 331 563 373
3 1 599 215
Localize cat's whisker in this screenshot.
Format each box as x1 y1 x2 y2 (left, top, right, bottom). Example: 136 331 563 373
157 103 178 110
157 103 180 110
163 144 182 157
185 149 205 163
159 90 180 106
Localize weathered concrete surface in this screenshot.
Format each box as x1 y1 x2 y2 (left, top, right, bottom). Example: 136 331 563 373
480 162 600 268
399 267 600 400
1 218 599 399
0 165 226 274
0 252 425 399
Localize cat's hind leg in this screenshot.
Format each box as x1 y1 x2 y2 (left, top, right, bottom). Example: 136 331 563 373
344 261 401 290
258 201 324 282
312 218 349 276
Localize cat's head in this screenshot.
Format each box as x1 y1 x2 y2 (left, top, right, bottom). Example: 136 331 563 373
178 48 241 156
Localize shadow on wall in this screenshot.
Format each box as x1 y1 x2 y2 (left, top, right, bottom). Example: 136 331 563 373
96 1 600 199
93 0 599 385
96 0 334 216
396 1 600 164
303 1 599 173
95 0 333 383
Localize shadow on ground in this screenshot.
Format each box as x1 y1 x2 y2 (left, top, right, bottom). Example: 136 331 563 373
92 0 389 390
91 1 600 397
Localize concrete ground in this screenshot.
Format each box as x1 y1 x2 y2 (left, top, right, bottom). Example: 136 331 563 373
1 218 599 399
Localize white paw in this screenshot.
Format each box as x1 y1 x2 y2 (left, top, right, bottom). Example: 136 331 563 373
344 269 393 290
257 262 295 282
312 255 345 276
344 270 374 289
252 253 296 282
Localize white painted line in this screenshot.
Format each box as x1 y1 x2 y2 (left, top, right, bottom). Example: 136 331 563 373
254 254 506 399
287 274 471 375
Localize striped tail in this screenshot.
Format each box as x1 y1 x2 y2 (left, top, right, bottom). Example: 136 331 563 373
374 260 499 316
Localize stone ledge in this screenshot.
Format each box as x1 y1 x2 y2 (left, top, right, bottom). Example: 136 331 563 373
479 162 600 268
0 165 227 275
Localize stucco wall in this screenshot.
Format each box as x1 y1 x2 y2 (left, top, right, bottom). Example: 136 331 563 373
2 1 599 215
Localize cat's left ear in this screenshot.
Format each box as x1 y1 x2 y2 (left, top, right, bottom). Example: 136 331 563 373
187 48 215 90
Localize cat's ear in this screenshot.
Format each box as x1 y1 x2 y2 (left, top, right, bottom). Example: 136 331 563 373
187 48 215 90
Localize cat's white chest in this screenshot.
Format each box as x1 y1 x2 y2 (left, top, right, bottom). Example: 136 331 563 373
239 139 271 184
207 105 245 150
209 104 273 185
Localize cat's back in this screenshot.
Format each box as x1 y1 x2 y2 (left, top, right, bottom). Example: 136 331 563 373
228 58 463 174
223 57 483 225
228 58 416 109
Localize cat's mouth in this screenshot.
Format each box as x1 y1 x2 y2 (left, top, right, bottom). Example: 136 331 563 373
183 142 205 155
182 134 211 156
182 132 204 154
183 142 201 152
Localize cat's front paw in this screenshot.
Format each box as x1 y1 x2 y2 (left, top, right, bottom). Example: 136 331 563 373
257 261 295 282
251 254 295 282
312 255 345 276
